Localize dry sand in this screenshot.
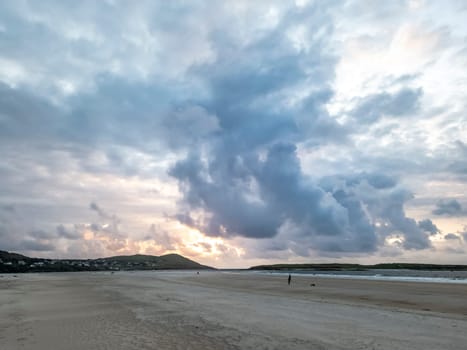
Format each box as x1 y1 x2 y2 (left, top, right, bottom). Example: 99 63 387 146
1 271 466 349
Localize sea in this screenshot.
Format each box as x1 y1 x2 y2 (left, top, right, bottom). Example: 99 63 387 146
248 269 467 284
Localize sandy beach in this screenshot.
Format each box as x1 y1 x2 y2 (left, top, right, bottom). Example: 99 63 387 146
1 271 466 349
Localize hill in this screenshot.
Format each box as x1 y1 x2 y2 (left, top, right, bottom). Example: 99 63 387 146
100 253 212 270
0 250 29 261
0 250 213 273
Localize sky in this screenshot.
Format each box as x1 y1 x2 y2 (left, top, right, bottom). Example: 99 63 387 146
1 0 467 268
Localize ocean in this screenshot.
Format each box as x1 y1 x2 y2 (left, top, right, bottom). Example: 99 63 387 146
251 269 467 284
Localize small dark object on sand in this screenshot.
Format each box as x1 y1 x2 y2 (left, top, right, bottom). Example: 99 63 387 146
288 274 291 285
310 283 316 287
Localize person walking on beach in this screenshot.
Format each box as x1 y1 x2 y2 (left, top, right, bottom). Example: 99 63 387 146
288 274 291 285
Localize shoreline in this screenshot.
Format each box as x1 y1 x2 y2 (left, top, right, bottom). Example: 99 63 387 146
245 269 467 284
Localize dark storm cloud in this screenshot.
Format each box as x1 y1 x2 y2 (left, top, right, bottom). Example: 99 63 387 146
432 199 463 216
350 88 423 124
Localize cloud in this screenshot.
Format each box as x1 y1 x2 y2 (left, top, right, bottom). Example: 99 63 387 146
166 3 436 257
147 224 175 251
169 4 357 255
418 219 440 235
350 88 423 124
89 202 122 236
0 0 217 99
89 202 108 219
444 233 460 241
1 205 15 213
0 82 62 141
445 141 467 177
172 137 432 255
0 205 57 253
56 224 82 240
432 199 463 216
29 229 55 239
325 175 432 251
18 240 55 252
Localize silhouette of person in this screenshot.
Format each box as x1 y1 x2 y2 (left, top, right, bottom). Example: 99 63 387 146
288 274 291 285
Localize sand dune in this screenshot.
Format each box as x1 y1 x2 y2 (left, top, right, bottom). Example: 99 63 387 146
1 271 466 349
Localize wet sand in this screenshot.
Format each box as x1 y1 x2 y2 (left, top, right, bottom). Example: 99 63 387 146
1 271 466 349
